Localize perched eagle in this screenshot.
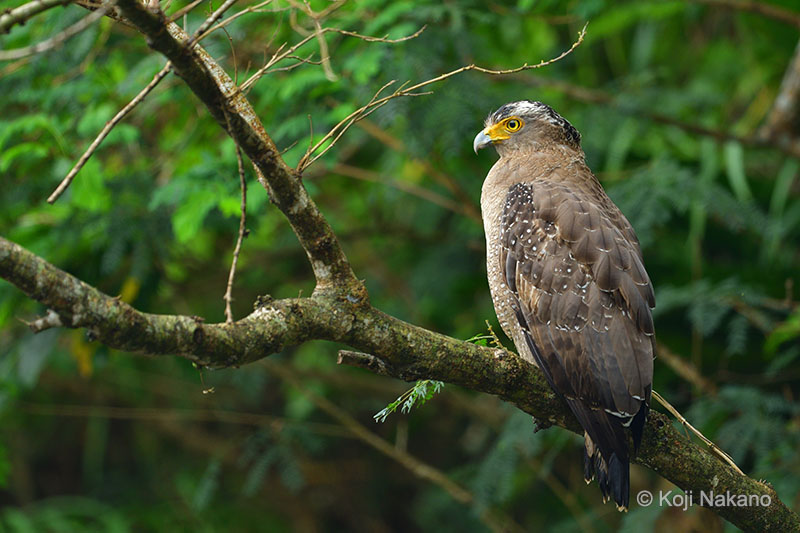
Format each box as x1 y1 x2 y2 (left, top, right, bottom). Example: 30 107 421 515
474 100 655 510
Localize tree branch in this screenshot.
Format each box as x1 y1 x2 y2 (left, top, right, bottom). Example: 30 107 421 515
0 3 110 61
296 24 587 171
0 0 71 34
2 233 799 532
3 2 798 531
113 0 360 292
21 309 63 333
223 145 248 324
48 61 172 203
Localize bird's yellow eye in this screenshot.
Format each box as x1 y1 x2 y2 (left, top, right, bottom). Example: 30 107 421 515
505 118 522 132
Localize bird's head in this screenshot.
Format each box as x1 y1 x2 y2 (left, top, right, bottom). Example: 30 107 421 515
473 100 581 156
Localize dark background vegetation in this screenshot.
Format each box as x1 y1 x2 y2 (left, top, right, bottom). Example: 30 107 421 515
1 0 799 531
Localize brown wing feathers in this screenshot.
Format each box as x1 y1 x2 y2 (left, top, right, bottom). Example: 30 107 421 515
500 180 654 510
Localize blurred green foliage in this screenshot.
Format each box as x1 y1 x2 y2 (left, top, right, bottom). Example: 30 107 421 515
1 0 799 531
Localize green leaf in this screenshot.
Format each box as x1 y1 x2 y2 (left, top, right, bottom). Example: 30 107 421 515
1 508 37 533
76 103 115 137
171 192 217 244
765 308 800 355
604 117 638 173
192 459 221 511
0 142 48 172
724 141 753 203
374 380 444 422
584 2 685 41
769 158 799 217
69 158 111 212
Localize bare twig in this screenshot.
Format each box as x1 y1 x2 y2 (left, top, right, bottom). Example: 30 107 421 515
224 146 248 324
683 0 800 29
241 41 292 91
166 0 203 23
282 0 374 83
284 0 347 61
309 11 337 81
2 214 796 531
337 349 394 377
240 25 425 93
199 0 276 37
241 40 285 90
222 41 246 324
325 26 427 43
652 390 744 475
20 309 63 333
110 2 359 286
45 3 793 526
280 53 320 67
48 0 241 203
47 62 172 203
283 0 345 21
0 4 111 61
186 0 239 48
267 361 526 533
298 80 416 171
296 24 588 171
0 0 70 34
244 52 318 90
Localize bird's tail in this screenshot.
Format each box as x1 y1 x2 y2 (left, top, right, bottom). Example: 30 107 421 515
583 433 630 511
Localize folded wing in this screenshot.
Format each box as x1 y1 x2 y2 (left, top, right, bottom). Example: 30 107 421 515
499 180 655 510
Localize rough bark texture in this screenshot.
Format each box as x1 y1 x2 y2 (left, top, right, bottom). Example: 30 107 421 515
116 0 359 293
1 2 798 531
2 227 798 533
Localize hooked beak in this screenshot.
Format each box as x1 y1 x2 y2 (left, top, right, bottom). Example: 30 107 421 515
473 130 493 154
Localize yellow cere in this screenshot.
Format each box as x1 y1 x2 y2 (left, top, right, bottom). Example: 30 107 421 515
486 117 524 141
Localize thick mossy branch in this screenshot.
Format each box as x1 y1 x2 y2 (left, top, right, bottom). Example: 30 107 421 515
2 234 799 532
638 413 792 532
0 237 317 364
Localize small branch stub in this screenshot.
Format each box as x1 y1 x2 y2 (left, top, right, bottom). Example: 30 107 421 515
23 309 63 333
